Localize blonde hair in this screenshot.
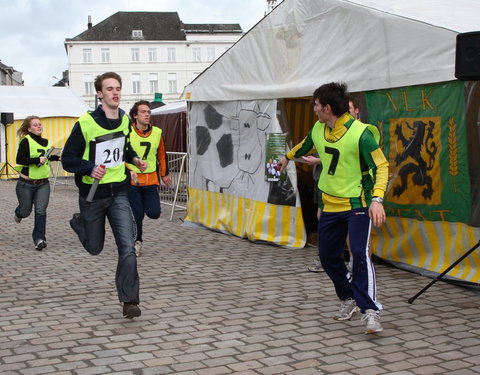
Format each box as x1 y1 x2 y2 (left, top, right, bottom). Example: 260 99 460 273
17 116 40 138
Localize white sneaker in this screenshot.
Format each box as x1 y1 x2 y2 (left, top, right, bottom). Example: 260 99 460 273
362 309 383 334
333 298 359 321
135 241 142 257
35 240 47 251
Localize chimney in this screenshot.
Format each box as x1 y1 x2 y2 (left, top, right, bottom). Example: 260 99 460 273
87 15 92 29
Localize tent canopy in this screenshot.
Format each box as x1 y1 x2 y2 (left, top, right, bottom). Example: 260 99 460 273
0 86 88 120
151 101 187 115
182 0 480 101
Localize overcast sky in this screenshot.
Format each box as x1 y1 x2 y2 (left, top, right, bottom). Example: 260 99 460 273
1 0 271 87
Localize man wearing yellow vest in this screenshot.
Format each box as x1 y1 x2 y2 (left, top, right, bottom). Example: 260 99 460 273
62 72 147 319
279 82 389 334
127 100 172 257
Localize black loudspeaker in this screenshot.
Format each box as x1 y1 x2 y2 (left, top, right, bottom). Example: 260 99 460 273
455 31 480 80
0 112 14 124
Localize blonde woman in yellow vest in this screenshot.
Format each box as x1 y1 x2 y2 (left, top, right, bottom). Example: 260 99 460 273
14 116 60 251
126 100 172 257
279 83 389 334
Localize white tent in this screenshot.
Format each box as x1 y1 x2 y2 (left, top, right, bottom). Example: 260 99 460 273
180 0 480 282
152 101 187 115
0 86 88 120
0 86 88 179
183 0 480 101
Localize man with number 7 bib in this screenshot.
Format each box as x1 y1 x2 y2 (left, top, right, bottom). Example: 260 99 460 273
278 82 389 334
62 72 147 319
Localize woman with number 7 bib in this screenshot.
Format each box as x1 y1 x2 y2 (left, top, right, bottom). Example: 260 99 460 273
14 115 60 251
61 72 147 319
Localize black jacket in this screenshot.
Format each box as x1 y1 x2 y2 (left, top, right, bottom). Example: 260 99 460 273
61 105 138 199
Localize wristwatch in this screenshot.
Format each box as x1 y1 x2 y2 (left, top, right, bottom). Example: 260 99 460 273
371 196 383 204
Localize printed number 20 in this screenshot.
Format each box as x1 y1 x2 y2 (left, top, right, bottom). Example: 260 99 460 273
103 148 121 164
325 146 339 175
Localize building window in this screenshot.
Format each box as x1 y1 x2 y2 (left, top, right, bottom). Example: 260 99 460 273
168 73 177 93
192 47 201 62
207 48 215 61
101 48 110 63
148 48 157 62
83 74 94 95
131 48 140 62
132 30 143 38
132 73 141 94
167 47 176 62
82 48 92 63
149 73 158 94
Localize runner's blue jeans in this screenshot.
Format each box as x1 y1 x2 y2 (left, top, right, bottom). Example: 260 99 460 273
71 190 139 304
15 179 50 244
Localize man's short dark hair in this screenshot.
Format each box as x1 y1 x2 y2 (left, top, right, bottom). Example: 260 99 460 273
129 100 151 119
94 72 122 93
313 82 349 117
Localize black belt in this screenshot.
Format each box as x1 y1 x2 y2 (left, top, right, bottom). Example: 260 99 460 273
19 177 49 185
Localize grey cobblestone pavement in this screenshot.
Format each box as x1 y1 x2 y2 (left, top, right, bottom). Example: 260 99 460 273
1 179 480 375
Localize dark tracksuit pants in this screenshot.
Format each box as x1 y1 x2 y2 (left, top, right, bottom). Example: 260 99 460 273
317 207 382 313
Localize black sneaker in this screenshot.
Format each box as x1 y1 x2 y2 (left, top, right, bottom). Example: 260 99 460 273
69 213 81 231
35 240 47 251
123 303 141 319
70 213 88 247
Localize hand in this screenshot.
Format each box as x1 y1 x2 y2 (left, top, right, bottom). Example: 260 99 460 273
302 155 321 165
91 165 106 179
134 157 147 172
369 201 386 227
130 170 139 184
39 156 46 165
278 156 289 172
161 175 172 188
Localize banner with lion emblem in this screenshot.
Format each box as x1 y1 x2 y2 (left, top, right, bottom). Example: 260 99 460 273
366 81 471 224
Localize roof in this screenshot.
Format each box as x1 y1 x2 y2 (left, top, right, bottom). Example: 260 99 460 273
0 86 88 120
66 12 242 42
151 101 187 115
184 24 243 34
183 0 480 101
0 61 15 74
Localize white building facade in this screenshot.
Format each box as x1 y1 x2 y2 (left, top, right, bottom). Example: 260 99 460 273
0 61 23 86
65 12 243 110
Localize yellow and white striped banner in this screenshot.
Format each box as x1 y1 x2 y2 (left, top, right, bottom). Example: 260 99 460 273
372 216 480 282
1 117 77 179
186 187 306 248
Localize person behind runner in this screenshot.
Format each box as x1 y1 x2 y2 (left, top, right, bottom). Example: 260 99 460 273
61 72 147 319
127 100 172 256
279 82 389 334
14 115 60 251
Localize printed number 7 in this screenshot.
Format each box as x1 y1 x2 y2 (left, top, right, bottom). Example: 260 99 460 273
325 146 339 175
140 142 151 160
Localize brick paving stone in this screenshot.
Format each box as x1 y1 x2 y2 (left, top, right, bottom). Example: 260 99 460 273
411 365 446 374
286 369 323 375
196 365 232 375
142 366 174 375
201 356 237 367
1 180 480 375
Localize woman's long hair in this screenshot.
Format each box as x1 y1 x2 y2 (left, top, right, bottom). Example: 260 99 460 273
17 116 40 138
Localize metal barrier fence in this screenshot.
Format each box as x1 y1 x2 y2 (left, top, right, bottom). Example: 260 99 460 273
160 152 188 221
